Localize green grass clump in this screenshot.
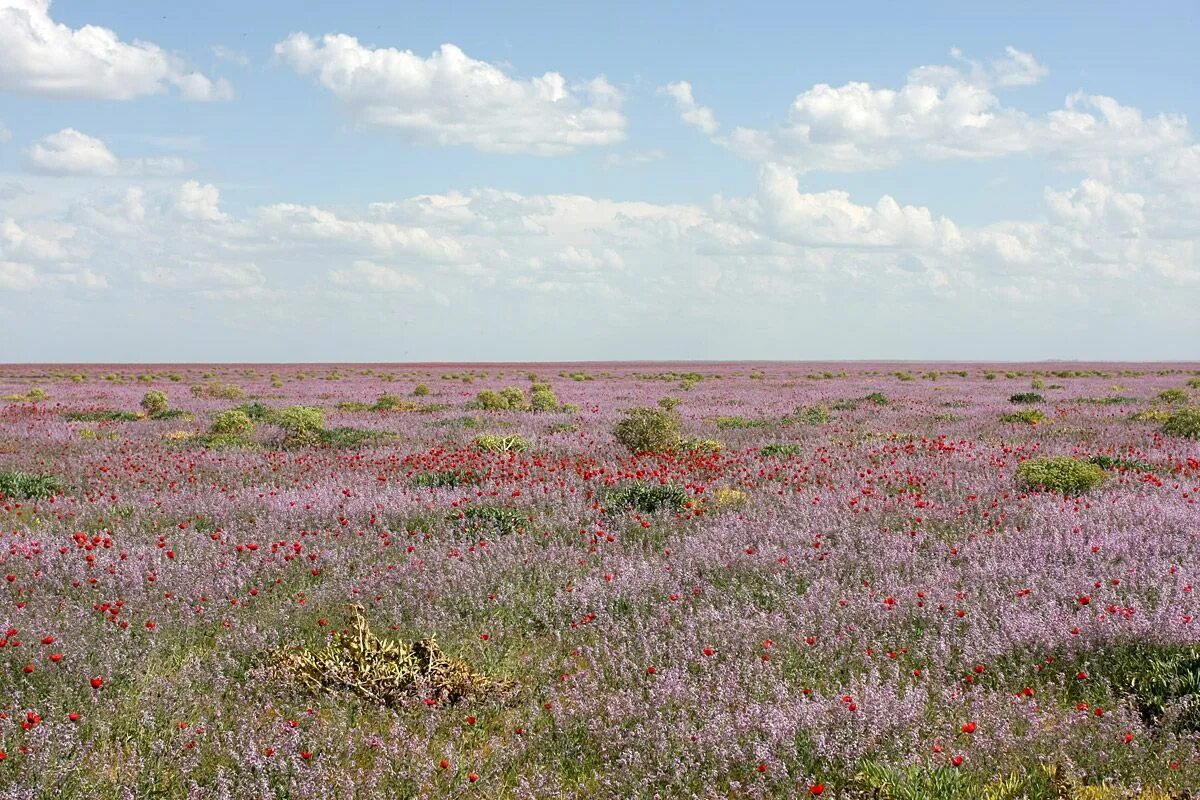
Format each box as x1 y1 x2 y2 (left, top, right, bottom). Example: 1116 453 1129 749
714 415 766 429
1161 407 1200 440
0 470 65 500
412 383 430 396
63 410 140 423
140 390 169 416
210 409 254 437
864 392 888 406
1009 392 1044 404
1188 377 1200 389
677 438 722 453
605 482 690 515
760 443 804 457
190 382 245 400
233 402 274 421
373 394 416 411
1157 388 1190 405
474 434 529 453
613 407 680 453
1000 409 1047 424
1016 457 1106 494
450 505 530 534
409 470 479 489
471 387 531 411
1088 455 1154 472
791 404 830 425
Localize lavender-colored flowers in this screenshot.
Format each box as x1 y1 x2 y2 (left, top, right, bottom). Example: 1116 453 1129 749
0 363 1198 798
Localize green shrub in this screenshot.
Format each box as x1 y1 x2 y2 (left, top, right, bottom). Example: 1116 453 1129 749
1088 455 1154 472
714 415 764 429
1000 409 1047 424
760 443 803 457
529 385 559 412
473 434 529 453
412 384 430 397
63 410 139 423
499 386 529 410
450 506 529 535
410 470 478 489
373 394 415 411
677 438 722 453
276 406 325 447
140 392 169 416
1016 457 1106 494
1161 407 1200 440
1157 388 1190 405
1188 377 1200 389
27 387 49 402
605 482 689 515
210 409 254 437
233 402 273 421
472 390 509 411
1009 392 1044 404
318 427 389 448
612 407 680 453
657 396 680 411
0 470 65 500
191 382 245 400
1031 377 1046 390
1131 408 1171 423
792 404 830 425
864 392 887 406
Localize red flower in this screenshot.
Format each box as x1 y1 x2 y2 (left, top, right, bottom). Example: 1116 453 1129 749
468 773 479 783
961 721 977 734
90 677 104 689
951 754 964 767
300 750 312 761
809 784 825 795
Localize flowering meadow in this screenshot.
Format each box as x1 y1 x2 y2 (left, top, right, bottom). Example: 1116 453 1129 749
1 362 1199 799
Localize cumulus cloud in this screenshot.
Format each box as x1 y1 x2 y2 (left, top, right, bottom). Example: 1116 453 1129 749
176 181 226 222
0 0 232 101
26 129 190 176
671 47 1188 175
274 34 625 155
660 81 718 134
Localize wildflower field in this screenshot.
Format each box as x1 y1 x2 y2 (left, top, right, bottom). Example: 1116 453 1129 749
1 363 1199 799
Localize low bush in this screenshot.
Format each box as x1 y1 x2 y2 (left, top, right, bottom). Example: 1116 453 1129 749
677 438 723 453
190 382 245 400
451 505 530 534
530 384 560 412
273 406 326 448
0 470 65 500
1009 392 1044 404
409 470 479 489
1000 409 1047 424
140 390 169 416
1157 388 1190 405
760 443 803 457
715 416 765 429
864 392 888 406
63 410 139 423
1016 457 1106 494
1088 455 1154 472
605 482 689 515
791 404 830 425
210 409 254 437
1161 407 1200 440
473 434 529 453
613 407 680 453
412 383 430 396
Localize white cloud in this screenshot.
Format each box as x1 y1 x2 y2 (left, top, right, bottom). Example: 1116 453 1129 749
0 0 232 101
0 121 10 142
329 260 421 291
604 149 667 168
274 35 625 155
0 260 37 290
176 180 226 222
673 48 1188 175
26 129 190 176
660 81 718 134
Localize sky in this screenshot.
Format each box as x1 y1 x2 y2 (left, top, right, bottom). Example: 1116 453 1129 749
0 0 1198 363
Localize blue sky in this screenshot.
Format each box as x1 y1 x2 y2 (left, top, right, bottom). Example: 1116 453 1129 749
1 0 1197 361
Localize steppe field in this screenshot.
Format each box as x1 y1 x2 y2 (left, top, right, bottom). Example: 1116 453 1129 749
1 363 1199 799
